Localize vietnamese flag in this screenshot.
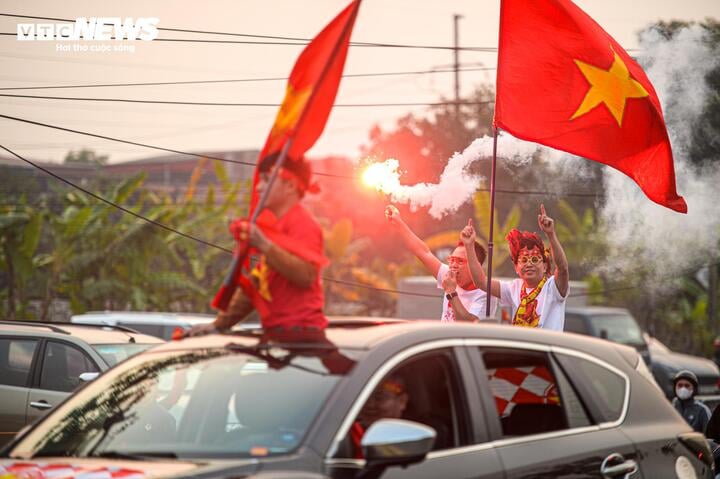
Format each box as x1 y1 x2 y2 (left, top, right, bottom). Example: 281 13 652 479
494 0 687 213
250 0 361 212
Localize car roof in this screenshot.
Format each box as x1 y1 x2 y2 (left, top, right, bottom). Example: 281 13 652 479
149 318 638 368
565 306 632 317
0 321 164 345
71 311 216 326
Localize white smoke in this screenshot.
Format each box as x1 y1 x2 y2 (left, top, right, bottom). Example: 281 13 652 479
371 135 544 218
599 26 720 280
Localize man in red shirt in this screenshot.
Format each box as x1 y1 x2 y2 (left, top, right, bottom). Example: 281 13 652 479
187 152 327 336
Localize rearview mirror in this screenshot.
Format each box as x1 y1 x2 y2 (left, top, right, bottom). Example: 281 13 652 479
79 372 100 382
600 329 608 340
361 419 435 470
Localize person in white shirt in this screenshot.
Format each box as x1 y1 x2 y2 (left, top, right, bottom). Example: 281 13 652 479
385 205 497 322
461 204 569 331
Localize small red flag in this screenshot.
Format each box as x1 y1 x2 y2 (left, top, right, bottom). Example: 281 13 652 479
250 0 361 212
494 0 687 213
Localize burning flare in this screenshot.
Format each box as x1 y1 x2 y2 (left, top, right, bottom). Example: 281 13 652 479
361 159 402 192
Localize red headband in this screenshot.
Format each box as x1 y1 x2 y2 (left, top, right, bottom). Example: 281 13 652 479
278 167 320 194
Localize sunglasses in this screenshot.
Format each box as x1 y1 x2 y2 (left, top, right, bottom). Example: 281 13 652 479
517 255 543 265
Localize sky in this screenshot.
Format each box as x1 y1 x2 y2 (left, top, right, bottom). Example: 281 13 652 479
0 0 718 165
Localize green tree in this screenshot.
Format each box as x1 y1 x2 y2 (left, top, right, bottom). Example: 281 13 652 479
63 148 109 166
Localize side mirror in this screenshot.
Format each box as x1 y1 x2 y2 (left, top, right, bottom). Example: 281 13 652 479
599 329 608 340
361 419 435 470
79 372 100 382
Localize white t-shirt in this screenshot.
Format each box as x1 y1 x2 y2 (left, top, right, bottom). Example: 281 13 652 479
499 275 567 331
436 263 498 322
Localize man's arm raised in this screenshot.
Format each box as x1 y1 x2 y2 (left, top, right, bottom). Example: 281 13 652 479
538 204 569 297
385 205 441 278
461 219 501 298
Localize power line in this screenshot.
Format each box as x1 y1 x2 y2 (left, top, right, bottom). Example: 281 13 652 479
0 13 496 52
0 113 600 197
0 143 233 253
0 67 495 92
0 143 439 298
0 92 491 108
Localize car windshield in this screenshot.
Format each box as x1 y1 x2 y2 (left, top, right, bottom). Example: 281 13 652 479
91 343 158 366
9 340 356 460
589 315 645 347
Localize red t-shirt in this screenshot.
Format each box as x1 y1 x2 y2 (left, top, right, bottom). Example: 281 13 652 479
255 203 327 330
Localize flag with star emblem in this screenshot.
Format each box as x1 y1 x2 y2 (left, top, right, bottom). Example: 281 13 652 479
494 0 687 213
251 0 360 211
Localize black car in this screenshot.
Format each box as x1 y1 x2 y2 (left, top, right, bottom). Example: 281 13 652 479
1 319 712 478
564 307 720 400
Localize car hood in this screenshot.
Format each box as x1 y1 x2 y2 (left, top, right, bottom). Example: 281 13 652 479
0 458 260 478
651 350 720 376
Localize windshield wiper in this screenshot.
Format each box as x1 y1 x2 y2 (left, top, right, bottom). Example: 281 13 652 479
92 450 178 460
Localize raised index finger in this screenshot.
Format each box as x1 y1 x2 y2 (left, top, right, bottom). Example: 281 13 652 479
540 204 546 217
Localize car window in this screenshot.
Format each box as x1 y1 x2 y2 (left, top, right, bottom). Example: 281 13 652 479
555 353 626 423
0 339 38 388
92 343 158 366
118 322 165 338
339 349 469 458
479 347 591 438
39 341 99 392
563 315 589 335
588 314 644 346
11 345 357 460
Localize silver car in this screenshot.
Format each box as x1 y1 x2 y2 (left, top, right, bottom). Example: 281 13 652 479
0 320 163 447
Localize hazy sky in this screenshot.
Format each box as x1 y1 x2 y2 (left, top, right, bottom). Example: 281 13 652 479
0 0 718 164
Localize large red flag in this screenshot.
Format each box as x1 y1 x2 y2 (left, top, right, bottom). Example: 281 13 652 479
494 0 687 213
250 0 361 212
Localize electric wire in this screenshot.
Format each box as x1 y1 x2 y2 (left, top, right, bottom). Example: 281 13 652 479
0 92 491 108
0 113 600 197
0 67 496 92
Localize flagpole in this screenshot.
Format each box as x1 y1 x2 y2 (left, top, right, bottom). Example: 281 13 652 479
485 125 499 318
213 0 361 311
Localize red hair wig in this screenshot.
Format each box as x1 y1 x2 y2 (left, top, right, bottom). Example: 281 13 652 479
505 229 548 265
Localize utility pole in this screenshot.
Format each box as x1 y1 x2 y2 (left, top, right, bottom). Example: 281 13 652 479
453 14 463 117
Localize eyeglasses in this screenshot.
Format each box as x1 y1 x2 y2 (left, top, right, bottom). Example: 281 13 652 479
448 256 467 266
517 255 543 265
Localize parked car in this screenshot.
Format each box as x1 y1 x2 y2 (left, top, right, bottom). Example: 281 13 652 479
0 320 163 448
564 306 720 400
564 307 652 365
1 319 712 478
72 311 218 340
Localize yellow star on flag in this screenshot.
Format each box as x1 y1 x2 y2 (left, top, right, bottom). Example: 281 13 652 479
268 84 312 140
570 51 649 127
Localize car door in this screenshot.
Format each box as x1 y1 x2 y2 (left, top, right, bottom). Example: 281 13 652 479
326 342 504 479
468 343 641 479
0 337 40 447
26 340 100 424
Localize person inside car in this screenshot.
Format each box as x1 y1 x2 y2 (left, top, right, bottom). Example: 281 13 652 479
672 370 711 433
350 375 409 458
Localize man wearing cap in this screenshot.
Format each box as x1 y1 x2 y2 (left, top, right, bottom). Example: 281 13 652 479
672 370 712 433
187 152 327 335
